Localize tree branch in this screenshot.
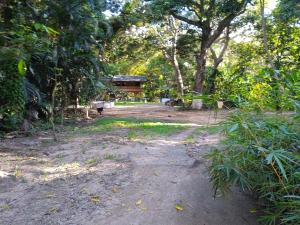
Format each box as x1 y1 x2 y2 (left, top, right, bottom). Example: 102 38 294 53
210 27 230 68
170 11 202 28
207 1 248 47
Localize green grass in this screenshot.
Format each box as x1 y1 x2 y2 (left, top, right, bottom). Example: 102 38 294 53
85 157 100 167
184 123 225 143
115 101 157 106
194 123 225 135
77 117 190 138
104 154 118 160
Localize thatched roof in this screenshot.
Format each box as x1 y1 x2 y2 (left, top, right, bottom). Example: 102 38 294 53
112 75 147 82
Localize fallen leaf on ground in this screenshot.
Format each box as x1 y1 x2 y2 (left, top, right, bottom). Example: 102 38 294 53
250 208 257 213
49 207 59 214
0 204 11 210
46 192 55 198
112 187 119 193
175 204 184 211
90 196 100 204
135 199 142 206
81 188 88 193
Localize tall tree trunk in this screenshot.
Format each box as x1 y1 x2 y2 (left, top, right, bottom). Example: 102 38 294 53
172 54 184 97
195 49 207 93
160 16 185 97
209 27 230 94
50 80 58 141
260 0 276 72
170 16 184 97
260 0 281 110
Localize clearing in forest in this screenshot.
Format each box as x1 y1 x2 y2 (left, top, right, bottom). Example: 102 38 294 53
0 105 258 225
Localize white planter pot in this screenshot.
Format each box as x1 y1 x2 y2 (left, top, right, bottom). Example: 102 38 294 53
103 101 115 109
92 101 105 109
217 101 224 109
161 98 171 104
192 99 203 110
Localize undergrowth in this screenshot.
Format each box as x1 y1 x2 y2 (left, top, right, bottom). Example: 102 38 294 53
207 111 300 225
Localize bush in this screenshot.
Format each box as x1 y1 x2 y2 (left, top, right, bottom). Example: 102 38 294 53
207 111 300 225
0 62 26 131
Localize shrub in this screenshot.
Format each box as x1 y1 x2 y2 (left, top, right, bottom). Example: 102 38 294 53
207 111 300 225
0 62 26 131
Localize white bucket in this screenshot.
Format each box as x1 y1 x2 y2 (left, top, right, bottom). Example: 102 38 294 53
161 98 171 104
103 101 115 109
92 101 105 109
192 99 203 110
217 101 224 109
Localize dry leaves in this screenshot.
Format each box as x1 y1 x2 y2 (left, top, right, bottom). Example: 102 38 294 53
90 196 100 204
175 204 184 211
135 199 142 206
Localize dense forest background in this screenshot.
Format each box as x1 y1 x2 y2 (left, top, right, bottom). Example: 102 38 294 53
1 0 299 131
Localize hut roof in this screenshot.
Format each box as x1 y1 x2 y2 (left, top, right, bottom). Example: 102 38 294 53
112 75 147 82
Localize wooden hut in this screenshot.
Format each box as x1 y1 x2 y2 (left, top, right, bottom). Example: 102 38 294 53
112 75 147 94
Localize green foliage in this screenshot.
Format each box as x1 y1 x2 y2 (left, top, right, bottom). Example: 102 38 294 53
207 111 300 224
0 0 110 130
0 72 25 131
0 52 26 130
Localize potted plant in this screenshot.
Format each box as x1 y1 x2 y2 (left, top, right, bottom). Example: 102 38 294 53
217 100 224 109
214 93 225 109
191 94 204 110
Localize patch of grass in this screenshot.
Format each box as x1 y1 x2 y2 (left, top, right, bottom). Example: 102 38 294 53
14 167 23 179
0 204 12 211
196 123 225 135
78 117 190 138
115 101 157 106
185 123 225 143
184 135 195 143
128 131 138 140
104 154 118 160
85 158 100 167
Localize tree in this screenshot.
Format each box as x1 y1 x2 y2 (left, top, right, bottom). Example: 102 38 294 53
0 0 111 131
208 26 230 94
148 0 251 93
152 16 185 97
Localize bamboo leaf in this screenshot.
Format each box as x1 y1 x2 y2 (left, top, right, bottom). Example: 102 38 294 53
18 59 26 76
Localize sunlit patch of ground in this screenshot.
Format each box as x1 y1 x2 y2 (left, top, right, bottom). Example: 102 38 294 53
71 117 194 138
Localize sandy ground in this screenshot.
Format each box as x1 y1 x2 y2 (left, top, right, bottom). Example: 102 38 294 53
104 104 228 125
0 105 258 225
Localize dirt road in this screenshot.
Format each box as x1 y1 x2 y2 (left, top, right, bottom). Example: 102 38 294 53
105 104 227 125
0 105 258 225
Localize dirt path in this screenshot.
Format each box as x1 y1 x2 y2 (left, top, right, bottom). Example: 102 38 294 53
96 128 258 225
0 106 258 225
104 104 228 125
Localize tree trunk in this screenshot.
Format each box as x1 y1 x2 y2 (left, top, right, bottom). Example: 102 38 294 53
195 49 207 93
50 80 58 141
208 69 218 94
260 0 276 72
260 0 282 110
172 56 184 97
209 27 230 94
